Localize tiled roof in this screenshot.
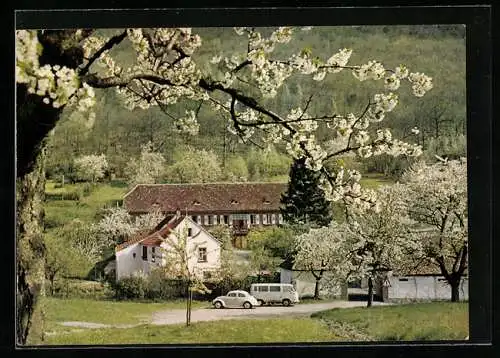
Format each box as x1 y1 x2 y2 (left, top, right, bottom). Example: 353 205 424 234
123 182 288 214
115 215 184 252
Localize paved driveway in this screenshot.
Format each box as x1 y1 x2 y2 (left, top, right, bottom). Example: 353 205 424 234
150 300 390 325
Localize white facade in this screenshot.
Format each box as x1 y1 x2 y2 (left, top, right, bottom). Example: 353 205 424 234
387 275 469 301
280 268 341 298
116 216 221 281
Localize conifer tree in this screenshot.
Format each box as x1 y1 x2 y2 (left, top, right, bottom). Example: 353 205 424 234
281 157 333 227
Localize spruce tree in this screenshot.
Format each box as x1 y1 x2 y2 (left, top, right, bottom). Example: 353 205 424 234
280 157 333 227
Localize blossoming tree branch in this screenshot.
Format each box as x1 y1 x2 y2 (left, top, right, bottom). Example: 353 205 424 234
16 27 433 208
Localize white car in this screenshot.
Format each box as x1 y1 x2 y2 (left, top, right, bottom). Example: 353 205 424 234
212 290 260 309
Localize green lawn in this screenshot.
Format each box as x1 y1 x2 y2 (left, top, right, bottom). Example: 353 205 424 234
43 318 338 345
359 173 395 189
37 300 468 345
43 297 209 328
311 302 468 341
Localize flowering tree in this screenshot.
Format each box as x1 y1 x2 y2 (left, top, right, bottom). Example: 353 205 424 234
342 185 421 306
93 206 163 247
15 27 432 343
125 141 166 187
293 223 352 299
159 223 213 326
73 153 108 183
401 158 468 302
166 145 223 183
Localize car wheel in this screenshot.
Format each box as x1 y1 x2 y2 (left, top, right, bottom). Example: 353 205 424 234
257 299 265 306
282 299 291 307
214 301 223 309
243 301 252 309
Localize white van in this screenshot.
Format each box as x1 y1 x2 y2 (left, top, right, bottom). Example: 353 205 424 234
250 283 299 306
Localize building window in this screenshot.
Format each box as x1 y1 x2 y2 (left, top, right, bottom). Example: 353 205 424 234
250 214 256 225
278 214 283 224
256 214 260 225
133 253 136 259
204 215 209 225
223 215 229 225
271 214 276 225
192 215 197 223
266 214 273 225
151 247 156 262
198 248 207 262
187 228 192 237
262 214 268 225
197 215 202 224
208 215 214 225
213 215 218 225
142 246 148 261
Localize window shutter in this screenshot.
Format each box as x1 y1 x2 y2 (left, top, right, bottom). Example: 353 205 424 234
278 214 283 224
256 214 260 225
229 215 233 225
197 215 202 224
262 214 267 225
213 215 218 225
204 215 209 225
271 214 276 225
219 215 224 224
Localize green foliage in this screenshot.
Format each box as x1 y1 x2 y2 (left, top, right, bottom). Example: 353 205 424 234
246 226 297 260
247 147 291 181
51 279 114 299
223 155 249 181
281 157 333 227
166 145 223 183
423 134 466 161
114 276 149 300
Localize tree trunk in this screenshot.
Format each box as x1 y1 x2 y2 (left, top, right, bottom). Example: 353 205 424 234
450 278 460 302
16 146 48 345
16 30 90 344
314 279 321 300
367 276 374 308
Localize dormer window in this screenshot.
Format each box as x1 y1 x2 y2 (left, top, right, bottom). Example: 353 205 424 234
263 198 271 205
193 200 201 206
231 199 238 205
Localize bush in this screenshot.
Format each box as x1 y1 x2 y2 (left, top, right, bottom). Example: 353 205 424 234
82 183 94 197
52 278 113 299
113 276 148 300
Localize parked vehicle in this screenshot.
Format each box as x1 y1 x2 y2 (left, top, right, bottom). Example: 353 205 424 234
212 290 260 309
250 283 299 306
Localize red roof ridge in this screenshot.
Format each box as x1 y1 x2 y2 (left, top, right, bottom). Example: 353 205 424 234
115 215 187 252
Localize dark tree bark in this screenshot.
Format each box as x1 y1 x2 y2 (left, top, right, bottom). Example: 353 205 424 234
367 276 374 307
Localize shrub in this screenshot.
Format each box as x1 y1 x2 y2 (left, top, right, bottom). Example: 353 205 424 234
52 278 113 299
114 276 148 300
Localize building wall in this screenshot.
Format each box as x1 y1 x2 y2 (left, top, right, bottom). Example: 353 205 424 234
116 217 221 281
280 269 341 298
115 243 159 280
387 275 469 301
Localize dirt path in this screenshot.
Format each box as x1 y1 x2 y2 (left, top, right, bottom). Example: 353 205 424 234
150 301 390 325
58 300 391 329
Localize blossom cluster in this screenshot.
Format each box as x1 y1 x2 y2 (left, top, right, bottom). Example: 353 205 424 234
175 110 200 135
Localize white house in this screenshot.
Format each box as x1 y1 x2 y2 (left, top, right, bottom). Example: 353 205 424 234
385 273 468 301
115 214 221 281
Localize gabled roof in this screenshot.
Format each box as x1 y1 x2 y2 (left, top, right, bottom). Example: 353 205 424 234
115 215 221 252
115 215 184 252
123 182 288 214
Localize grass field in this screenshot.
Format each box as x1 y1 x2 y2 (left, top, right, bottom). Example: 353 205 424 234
38 299 468 345
312 302 468 341
43 318 338 345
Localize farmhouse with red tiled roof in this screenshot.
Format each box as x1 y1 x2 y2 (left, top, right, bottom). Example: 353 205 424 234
115 214 221 281
123 182 288 248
